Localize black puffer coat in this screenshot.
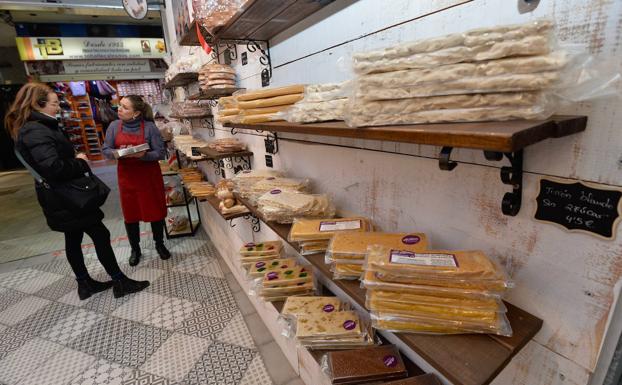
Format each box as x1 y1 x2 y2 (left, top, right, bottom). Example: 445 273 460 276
16 111 105 232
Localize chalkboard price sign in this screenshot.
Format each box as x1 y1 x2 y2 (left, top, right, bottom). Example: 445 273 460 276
534 178 622 239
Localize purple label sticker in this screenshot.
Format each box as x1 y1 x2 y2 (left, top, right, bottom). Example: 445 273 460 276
270 189 281 195
343 320 356 330
266 272 278 280
402 235 421 245
383 355 398 368
245 242 255 247
255 262 266 268
323 304 335 313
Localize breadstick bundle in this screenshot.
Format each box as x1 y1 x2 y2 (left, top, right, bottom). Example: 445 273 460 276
221 85 305 124
346 20 570 126
198 63 237 91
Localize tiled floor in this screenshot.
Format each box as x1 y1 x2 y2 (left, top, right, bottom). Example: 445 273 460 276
0 231 303 385
0 164 302 385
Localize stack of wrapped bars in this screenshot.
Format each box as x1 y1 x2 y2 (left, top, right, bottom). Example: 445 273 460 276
232 169 285 200
363 246 513 336
253 265 314 302
256 189 335 224
326 232 428 280
347 20 566 126
289 217 372 256
238 240 283 268
198 63 237 91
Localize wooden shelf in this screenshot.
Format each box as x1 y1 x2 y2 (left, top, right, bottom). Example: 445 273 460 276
225 115 587 153
188 88 244 100
197 147 253 161
189 0 335 44
164 72 199 89
234 194 543 385
205 195 250 221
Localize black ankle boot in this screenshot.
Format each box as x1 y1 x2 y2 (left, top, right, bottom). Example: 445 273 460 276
129 249 141 267
77 277 113 300
155 243 171 260
112 276 150 298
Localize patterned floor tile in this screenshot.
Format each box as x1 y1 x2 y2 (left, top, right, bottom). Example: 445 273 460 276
0 338 63 385
58 289 89 307
16 347 96 385
182 341 256 385
238 355 274 385
176 302 238 340
111 292 168 322
0 269 47 290
0 288 27 312
140 255 177 271
0 296 51 326
0 327 33 360
31 257 75 275
82 288 133 314
127 267 165 283
141 332 211 382
69 317 135 357
69 358 134 385
14 301 76 338
41 308 106 346
35 276 78 300
142 297 202 331
121 370 175 385
12 271 64 294
102 323 171 369
148 271 229 302
198 260 226 278
173 254 216 275
217 312 256 350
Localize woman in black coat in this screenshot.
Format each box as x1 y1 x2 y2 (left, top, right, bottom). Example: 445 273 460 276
5 82 149 299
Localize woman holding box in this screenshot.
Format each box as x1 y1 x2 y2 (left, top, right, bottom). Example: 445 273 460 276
103 95 171 266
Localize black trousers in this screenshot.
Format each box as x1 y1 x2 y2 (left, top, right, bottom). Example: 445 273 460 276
64 221 123 280
124 220 165 251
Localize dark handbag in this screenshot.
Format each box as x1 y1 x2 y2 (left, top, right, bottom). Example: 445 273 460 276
15 149 110 211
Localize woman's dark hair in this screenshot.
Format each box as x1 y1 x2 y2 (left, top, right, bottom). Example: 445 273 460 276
123 95 154 121
5 82 54 139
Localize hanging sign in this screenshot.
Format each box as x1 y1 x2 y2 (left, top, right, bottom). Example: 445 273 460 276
534 178 622 240
123 0 148 20
16 37 166 61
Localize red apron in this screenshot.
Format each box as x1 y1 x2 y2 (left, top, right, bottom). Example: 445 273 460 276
115 120 167 223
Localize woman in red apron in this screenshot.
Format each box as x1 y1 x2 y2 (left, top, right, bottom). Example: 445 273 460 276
103 95 170 266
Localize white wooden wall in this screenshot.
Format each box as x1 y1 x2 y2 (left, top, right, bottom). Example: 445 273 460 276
163 1 622 384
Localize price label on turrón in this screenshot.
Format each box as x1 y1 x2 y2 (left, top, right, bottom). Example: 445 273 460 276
534 178 622 239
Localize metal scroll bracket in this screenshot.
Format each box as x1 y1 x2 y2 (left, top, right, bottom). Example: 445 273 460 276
484 150 524 216
265 132 278 155
439 146 457 171
200 118 215 137
243 214 261 232
247 40 272 87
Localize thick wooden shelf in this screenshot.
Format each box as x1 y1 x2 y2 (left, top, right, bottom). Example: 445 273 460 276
225 115 587 153
187 0 334 44
234 194 543 385
164 72 199 89
197 147 253 161
205 195 249 221
188 88 244 100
